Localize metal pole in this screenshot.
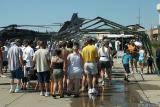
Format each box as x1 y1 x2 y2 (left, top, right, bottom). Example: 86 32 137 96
121 34 124 50
159 13 160 25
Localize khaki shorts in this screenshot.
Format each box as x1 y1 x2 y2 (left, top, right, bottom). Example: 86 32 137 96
52 69 63 81
68 72 82 79
84 62 98 75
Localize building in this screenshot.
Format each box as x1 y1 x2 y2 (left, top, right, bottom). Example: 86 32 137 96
147 26 160 41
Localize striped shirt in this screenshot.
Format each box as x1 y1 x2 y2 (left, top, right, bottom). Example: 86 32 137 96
7 45 23 71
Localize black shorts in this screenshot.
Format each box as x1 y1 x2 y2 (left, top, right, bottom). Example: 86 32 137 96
147 62 153 66
22 77 29 83
3 61 8 66
37 71 50 83
99 61 111 69
28 69 37 80
10 68 23 79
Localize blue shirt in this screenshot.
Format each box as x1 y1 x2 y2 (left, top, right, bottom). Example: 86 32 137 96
122 53 131 64
139 50 145 60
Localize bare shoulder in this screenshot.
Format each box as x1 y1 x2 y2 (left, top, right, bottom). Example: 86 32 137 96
51 56 57 62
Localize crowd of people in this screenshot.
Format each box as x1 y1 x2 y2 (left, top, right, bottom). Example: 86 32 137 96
0 37 158 98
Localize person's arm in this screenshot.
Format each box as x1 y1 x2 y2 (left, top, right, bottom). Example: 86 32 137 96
98 48 100 60
30 49 34 67
19 48 24 67
81 48 85 63
108 47 113 61
144 50 147 60
32 54 36 67
50 57 54 69
63 50 68 72
79 53 84 69
46 51 51 70
94 47 99 62
66 54 70 71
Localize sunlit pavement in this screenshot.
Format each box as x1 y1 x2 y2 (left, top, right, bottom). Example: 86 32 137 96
0 59 160 107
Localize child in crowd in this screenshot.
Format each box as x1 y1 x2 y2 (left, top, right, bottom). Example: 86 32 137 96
147 54 154 74
122 49 131 82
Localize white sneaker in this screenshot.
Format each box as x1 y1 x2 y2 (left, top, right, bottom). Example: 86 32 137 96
88 93 92 99
14 88 21 93
98 78 102 83
91 95 96 101
104 73 108 78
101 81 105 86
0 75 7 78
88 88 92 94
40 91 44 96
91 88 98 94
45 92 50 97
26 84 30 89
9 89 14 93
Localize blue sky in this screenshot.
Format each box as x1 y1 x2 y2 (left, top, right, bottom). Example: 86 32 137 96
0 0 159 31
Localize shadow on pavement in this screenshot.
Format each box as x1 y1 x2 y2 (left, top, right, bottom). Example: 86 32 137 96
0 83 10 85
69 80 159 107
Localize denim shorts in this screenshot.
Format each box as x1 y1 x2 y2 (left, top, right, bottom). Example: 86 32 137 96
138 57 144 63
10 68 24 79
37 71 50 83
68 72 82 79
84 62 98 75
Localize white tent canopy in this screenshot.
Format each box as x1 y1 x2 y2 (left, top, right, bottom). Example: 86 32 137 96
97 34 134 39
107 34 134 38
134 41 143 47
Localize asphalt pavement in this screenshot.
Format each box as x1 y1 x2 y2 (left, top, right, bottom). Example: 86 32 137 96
0 59 160 107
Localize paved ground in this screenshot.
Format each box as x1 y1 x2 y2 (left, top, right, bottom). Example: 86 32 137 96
0 59 160 107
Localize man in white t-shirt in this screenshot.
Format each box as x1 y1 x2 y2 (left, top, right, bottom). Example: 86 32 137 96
22 40 34 89
33 41 50 97
23 40 34 68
